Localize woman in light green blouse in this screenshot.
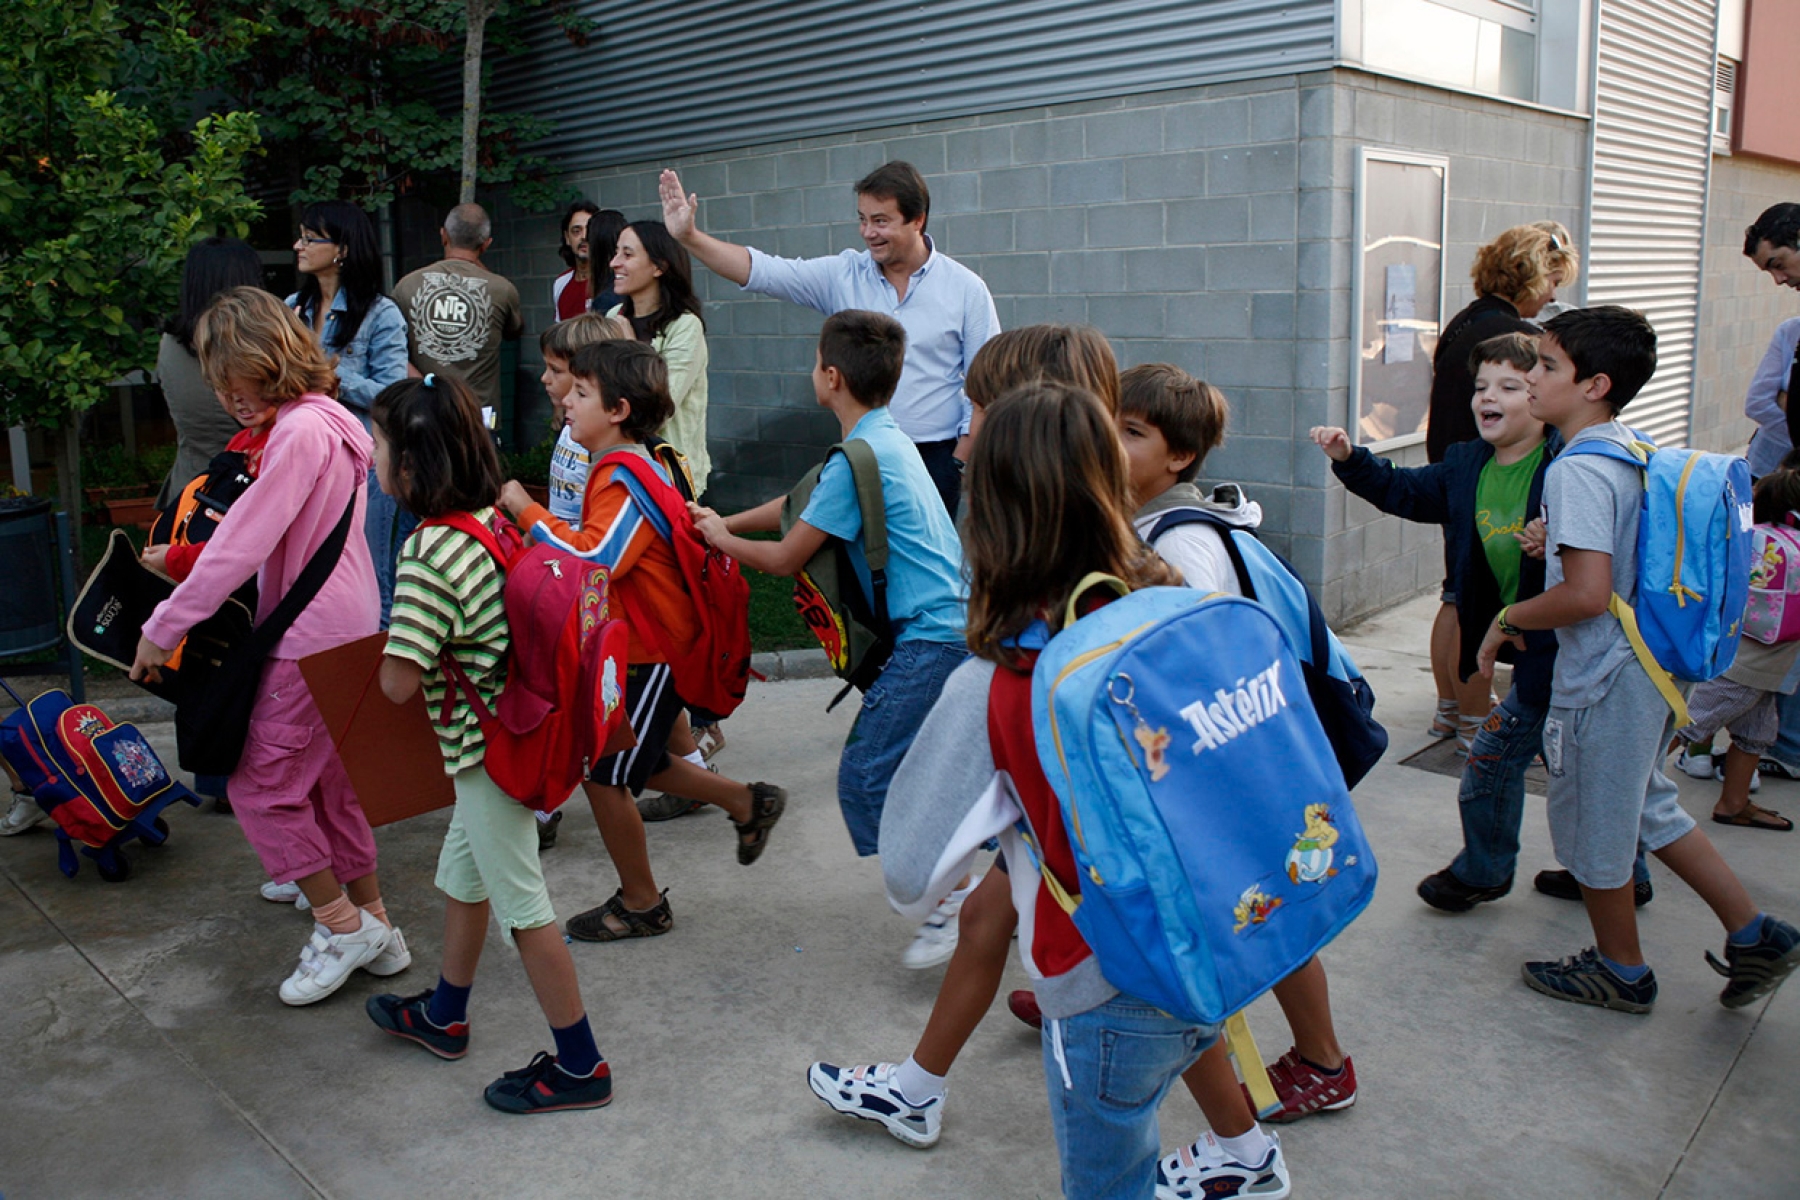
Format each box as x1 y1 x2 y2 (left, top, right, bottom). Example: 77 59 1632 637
608 219 711 494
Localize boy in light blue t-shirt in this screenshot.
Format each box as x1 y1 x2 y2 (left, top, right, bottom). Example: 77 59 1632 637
692 310 970 964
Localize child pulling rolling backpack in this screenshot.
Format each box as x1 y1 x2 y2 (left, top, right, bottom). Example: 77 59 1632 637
1025 576 1378 1027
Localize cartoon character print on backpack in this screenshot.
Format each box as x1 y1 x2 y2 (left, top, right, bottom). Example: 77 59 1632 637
1232 884 1282 934
793 569 852 673
1285 803 1344 885
109 737 167 792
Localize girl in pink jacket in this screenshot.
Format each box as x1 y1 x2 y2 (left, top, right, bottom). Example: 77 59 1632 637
131 287 406 1006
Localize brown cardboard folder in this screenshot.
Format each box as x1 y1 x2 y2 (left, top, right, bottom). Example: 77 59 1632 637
301 634 454 826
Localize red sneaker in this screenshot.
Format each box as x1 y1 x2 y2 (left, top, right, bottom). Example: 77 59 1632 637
1242 1047 1357 1123
1006 989 1043 1030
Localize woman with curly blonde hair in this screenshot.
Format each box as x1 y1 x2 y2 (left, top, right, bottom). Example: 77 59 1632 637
1422 223 1581 746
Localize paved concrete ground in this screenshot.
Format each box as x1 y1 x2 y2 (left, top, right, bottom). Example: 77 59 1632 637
3 591 1796 1199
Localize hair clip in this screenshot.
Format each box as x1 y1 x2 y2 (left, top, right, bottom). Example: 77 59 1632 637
1547 234 1563 251
422 373 437 389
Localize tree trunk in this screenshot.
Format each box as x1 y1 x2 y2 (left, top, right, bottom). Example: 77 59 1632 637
460 1 498 205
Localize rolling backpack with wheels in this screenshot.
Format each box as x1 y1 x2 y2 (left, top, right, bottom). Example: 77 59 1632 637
0 679 201 880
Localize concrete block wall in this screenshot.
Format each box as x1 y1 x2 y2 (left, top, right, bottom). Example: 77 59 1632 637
1693 152 1800 457
477 68 1585 625
1316 73 1588 625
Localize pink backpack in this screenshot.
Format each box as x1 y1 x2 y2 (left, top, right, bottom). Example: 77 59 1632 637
1743 520 1800 645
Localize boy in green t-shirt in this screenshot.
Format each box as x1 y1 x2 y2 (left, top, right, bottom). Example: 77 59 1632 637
1312 332 1638 913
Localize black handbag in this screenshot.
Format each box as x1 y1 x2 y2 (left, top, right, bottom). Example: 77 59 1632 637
174 498 357 776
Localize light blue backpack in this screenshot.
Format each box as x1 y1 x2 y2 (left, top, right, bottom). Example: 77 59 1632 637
1561 432 1753 723
1026 576 1378 1027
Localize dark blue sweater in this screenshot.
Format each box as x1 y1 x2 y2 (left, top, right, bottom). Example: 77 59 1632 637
1333 435 1559 706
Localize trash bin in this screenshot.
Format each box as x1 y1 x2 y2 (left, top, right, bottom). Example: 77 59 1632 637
0 496 85 701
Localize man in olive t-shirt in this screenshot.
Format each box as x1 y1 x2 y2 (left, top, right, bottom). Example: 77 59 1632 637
392 203 523 406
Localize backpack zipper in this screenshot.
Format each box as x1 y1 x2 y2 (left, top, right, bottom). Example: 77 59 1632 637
1046 619 1160 884
1668 453 1703 608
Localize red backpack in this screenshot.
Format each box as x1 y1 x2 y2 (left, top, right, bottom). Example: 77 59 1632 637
599 449 753 719
419 512 632 812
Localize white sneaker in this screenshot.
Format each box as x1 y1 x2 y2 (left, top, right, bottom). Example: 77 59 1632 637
0 792 47 836
902 879 977 970
259 880 312 912
1713 763 1762 794
362 925 412 977
1675 748 1715 780
278 912 390 1006
806 1061 943 1148
1157 1129 1290 1200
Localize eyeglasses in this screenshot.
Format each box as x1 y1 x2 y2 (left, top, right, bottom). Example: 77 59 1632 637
296 233 335 246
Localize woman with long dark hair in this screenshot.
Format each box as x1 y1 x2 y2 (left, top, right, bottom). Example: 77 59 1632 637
158 237 266 507
584 208 628 318
607 218 711 492
285 199 412 622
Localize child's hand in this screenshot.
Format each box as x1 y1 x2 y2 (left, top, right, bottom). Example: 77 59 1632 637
1515 517 1547 559
140 544 171 577
129 634 173 685
1475 619 1524 680
497 480 532 519
1309 426 1353 462
688 503 727 545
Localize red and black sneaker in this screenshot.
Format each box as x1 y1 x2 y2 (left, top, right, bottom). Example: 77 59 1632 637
484 1051 613 1115
1242 1047 1357 1124
366 990 469 1060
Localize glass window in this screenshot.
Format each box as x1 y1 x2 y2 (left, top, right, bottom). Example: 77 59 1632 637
1359 0 1539 103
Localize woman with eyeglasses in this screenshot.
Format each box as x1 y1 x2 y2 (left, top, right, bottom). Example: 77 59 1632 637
553 200 601 321
1421 222 1582 748
286 200 411 623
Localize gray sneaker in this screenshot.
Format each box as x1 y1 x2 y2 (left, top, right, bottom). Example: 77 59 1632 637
0 791 47 837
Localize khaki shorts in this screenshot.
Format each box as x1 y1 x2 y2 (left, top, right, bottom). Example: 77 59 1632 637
435 763 558 936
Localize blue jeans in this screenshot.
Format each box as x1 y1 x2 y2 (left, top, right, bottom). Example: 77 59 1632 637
838 638 969 856
1452 687 1650 889
1041 995 1215 1200
364 468 418 629
1766 656 1800 767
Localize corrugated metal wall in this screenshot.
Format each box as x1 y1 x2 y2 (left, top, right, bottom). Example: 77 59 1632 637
485 0 1336 169
1585 0 1717 446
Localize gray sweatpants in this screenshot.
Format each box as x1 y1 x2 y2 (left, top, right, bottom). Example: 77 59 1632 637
1543 663 1697 890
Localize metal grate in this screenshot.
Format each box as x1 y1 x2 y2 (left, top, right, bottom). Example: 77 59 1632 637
1584 0 1716 447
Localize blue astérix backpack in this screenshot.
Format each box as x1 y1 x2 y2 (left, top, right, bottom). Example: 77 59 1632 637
1560 432 1753 724
1027 576 1378 1026
1147 508 1387 788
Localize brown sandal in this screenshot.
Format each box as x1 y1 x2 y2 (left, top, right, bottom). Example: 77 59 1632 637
1711 803 1794 832
566 888 673 941
734 783 787 865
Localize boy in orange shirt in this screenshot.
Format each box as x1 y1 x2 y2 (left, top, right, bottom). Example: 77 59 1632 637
498 340 785 942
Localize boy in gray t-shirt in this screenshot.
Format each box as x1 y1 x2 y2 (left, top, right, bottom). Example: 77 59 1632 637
1476 306 1800 1015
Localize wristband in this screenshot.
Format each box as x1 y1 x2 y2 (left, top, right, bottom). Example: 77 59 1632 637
1496 606 1523 637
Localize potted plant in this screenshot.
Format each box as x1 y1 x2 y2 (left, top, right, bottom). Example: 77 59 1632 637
82 443 176 530
502 438 555 508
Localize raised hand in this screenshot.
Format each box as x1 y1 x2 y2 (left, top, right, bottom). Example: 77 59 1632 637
660 169 699 240
1309 425 1353 462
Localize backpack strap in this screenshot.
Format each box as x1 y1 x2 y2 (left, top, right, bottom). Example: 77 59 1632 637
1555 437 1691 722
418 511 508 572
837 439 890 627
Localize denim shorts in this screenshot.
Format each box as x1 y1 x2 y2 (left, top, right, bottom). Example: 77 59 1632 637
837 638 970 856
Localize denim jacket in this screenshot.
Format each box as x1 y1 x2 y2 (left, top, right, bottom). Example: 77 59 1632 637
286 289 410 420
1333 434 1561 706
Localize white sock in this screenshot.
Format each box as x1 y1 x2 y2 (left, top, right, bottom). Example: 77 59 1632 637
1215 1125 1274 1165
893 1055 947 1105
682 749 707 769
534 810 553 824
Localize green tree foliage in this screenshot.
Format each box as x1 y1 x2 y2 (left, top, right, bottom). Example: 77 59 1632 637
162 0 589 212
0 0 262 435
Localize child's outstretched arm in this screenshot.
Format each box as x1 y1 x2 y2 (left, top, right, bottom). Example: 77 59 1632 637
691 502 827 577
1476 546 1612 677
1310 424 1456 525
498 469 653 577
